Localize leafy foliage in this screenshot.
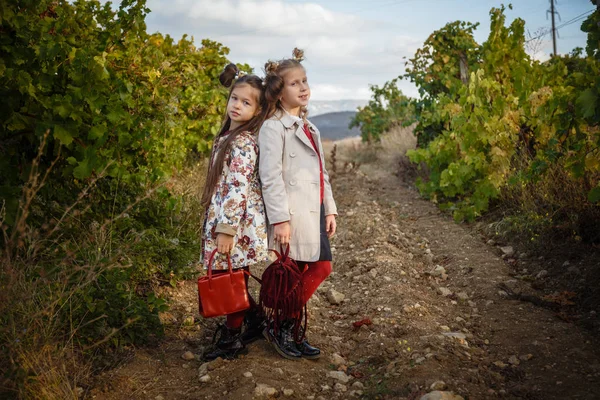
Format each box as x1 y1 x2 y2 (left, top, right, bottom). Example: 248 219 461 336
403 6 600 224
0 0 230 358
349 79 414 142
403 20 481 147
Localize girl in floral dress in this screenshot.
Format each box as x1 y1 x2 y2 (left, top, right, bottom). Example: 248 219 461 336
200 64 270 360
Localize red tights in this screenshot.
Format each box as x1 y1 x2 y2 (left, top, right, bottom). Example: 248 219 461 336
300 261 332 304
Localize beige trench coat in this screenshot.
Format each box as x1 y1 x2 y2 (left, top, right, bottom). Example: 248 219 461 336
258 110 337 262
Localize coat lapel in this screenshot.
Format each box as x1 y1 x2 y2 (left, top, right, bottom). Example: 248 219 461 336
294 124 314 151
277 109 320 153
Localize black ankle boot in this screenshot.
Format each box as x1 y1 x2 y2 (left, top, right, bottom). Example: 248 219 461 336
203 324 247 361
295 339 321 359
263 320 302 360
241 309 266 344
295 327 321 359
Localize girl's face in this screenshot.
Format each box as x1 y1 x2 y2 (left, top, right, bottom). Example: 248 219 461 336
227 83 261 130
280 66 310 115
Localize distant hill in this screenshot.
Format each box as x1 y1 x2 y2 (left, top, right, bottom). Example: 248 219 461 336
311 111 361 141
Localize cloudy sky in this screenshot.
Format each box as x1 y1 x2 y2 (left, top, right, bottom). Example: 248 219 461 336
142 0 594 101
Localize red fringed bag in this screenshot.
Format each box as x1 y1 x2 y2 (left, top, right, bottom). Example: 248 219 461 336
259 245 308 341
198 250 251 318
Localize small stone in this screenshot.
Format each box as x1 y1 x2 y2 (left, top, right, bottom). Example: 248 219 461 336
351 381 365 390
334 383 348 392
437 287 453 297
457 292 469 301
330 353 347 366
430 381 447 391
384 276 393 282
500 246 514 256
432 265 446 277
183 316 195 326
420 391 465 400
415 357 426 364
155 396 164 400
567 266 581 274
508 355 520 365
181 351 195 361
442 332 466 340
494 361 508 368
440 325 451 332
283 389 294 396
199 374 211 383
328 370 352 383
327 289 346 305
487 239 496 246
536 270 548 279
455 317 466 323
75 388 84 397
207 357 225 371
254 383 278 397
369 268 378 278
243 371 253 378
198 363 209 376
562 261 570 267
321 385 331 392
519 354 534 361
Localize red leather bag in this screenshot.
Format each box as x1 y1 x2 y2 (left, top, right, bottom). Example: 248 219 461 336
198 250 250 318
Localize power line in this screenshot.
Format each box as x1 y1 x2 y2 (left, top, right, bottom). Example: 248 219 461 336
525 9 594 43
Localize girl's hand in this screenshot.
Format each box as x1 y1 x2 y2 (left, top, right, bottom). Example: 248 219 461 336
326 215 336 238
274 222 291 245
216 233 234 253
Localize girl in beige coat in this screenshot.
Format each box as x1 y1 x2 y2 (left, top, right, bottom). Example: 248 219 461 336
259 48 337 360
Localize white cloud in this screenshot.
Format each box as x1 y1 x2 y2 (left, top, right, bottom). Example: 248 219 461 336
147 0 362 37
143 0 423 100
310 83 371 101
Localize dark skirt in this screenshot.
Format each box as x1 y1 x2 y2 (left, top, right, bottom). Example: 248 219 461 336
318 203 332 261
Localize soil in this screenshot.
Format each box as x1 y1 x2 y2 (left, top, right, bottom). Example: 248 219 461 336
89 138 600 400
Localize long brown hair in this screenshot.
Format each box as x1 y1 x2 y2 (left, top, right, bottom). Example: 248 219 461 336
263 48 309 120
200 64 271 209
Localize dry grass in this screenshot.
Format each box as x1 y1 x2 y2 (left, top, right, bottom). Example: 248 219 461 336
491 160 600 245
323 124 418 182
0 134 210 399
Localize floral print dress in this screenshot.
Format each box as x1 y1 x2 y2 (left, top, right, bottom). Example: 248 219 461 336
201 131 269 270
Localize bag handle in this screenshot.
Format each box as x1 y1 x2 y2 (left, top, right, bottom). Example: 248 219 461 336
269 243 290 261
206 249 263 285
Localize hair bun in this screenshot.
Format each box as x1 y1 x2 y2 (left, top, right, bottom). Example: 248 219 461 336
219 63 239 88
264 60 280 75
292 48 304 62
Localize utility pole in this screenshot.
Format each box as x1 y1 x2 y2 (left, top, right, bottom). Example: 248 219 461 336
550 0 557 56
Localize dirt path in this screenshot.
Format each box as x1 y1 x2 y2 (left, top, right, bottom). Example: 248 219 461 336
91 141 600 400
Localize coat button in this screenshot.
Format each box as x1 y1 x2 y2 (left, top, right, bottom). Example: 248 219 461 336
289 209 295 215
290 179 297 186
290 152 297 158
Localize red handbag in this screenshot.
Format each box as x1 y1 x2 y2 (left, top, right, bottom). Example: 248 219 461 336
198 250 250 318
